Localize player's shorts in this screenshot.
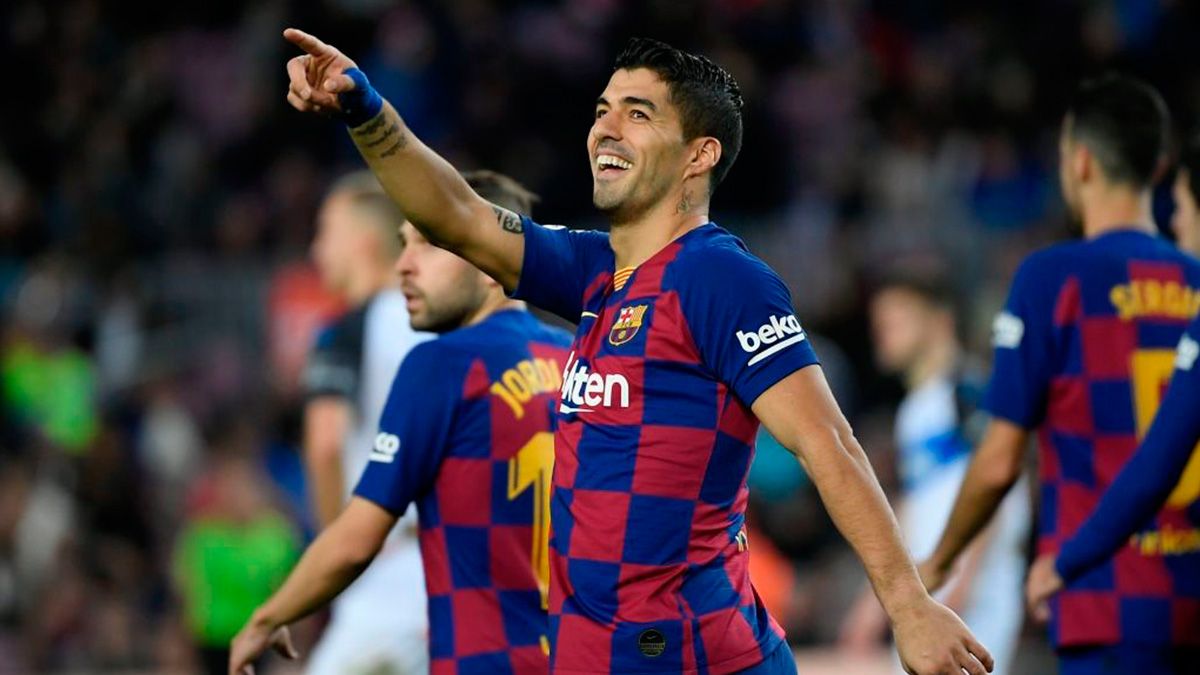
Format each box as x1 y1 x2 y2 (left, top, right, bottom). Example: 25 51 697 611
734 642 799 675
1058 645 1200 675
306 538 429 675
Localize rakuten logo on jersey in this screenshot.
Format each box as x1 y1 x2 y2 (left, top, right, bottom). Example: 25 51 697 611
736 314 807 366
558 351 630 414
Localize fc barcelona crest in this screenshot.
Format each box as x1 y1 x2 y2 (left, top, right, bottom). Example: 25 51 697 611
609 305 648 346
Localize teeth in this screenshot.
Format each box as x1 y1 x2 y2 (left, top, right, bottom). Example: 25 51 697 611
597 154 632 170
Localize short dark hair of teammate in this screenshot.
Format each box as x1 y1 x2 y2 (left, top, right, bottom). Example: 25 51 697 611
613 37 744 189
1063 73 1171 189
463 169 539 216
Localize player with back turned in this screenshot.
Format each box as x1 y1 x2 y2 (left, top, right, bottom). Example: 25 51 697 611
229 171 571 675
919 75 1200 674
281 29 992 675
1024 134 1200 664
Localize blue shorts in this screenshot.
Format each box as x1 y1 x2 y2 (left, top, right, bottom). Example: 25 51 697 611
1058 645 1200 675
735 642 798 675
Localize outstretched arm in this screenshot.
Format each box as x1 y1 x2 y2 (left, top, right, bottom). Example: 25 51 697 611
754 367 993 675
919 419 1027 591
228 498 395 674
283 28 525 290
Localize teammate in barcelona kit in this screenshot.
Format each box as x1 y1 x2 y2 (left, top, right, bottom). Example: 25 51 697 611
919 75 1200 674
281 29 992 675
1025 134 1200 672
229 171 571 675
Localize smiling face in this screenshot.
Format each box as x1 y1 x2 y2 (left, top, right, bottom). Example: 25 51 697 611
589 68 691 222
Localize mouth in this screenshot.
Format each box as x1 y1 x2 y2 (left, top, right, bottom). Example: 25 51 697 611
595 153 633 179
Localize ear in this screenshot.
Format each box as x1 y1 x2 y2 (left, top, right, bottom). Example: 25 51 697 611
683 137 722 183
1073 144 1092 183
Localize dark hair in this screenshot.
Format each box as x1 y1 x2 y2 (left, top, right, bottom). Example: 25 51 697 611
873 270 956 312
463 169 539 215
1066 73 1171 188
1181 132 1200 203
613 37 744 190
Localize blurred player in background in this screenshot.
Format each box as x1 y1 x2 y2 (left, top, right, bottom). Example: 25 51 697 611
230 171 570 675
282 29 993 675
301 172 430 675
920 75 1200 673
840 275 1028 674
1025 133 1200 635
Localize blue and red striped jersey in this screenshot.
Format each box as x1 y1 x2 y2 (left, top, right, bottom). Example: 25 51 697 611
513 220 819 674
985 229 1200 648
354 309 572 674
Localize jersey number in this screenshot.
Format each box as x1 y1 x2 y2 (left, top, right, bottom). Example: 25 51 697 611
507 432 553 609
1131 349 1200 507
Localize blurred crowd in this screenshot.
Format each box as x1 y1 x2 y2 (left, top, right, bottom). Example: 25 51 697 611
2 0 1199 672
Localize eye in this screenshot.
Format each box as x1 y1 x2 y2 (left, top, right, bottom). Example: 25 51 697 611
595 109 607 119
631 109 649 120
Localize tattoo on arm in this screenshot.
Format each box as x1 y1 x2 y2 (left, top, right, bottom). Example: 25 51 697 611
351 111 409 157
493 205 524 234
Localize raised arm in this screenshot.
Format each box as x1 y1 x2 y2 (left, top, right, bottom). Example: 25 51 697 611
283 28 524 290
753 367 993 675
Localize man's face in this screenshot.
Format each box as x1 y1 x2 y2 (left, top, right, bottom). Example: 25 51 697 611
870 288 936 375
1172 171 1200 256
589 68 690 221
311 193 363 294
394 223 489 332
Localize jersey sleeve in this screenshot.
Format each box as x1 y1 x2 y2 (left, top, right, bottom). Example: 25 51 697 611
679 247 819 407
352 342 463 514
301 318 362 402
983 254 1058 428
1055 317 1200 581
511 217 612 322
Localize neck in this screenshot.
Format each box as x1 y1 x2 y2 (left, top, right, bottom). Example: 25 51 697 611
461 292 525 328
905 337 960 391
343 263 395 306
609 186 710 269
1080 186 1156 239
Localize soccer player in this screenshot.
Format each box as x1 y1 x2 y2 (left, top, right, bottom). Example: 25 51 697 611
229 171 571 675
918 75 1200 673
282 30 992 675
840 275 1029 674
301 171 430 675
1024 136 1200 655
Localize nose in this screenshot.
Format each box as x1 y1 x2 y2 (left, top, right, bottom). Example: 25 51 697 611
591 112 622 148
395 244 416 279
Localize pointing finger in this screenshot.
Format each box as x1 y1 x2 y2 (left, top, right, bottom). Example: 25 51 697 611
283 28 334 57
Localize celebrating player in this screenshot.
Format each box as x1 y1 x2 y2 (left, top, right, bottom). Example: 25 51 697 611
300 171 431 675
919 75 1200 673
229 172 571 675
282 29 992 675
1024 135 1200 648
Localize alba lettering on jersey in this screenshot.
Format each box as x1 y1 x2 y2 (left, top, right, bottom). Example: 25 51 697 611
490 357 563 420
736 314 806 366
558 351 629 413
1110 281 1200 321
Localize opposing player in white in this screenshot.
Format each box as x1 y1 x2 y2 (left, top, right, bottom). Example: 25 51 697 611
301 172 431 674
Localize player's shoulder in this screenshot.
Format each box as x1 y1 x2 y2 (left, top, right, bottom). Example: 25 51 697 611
312 304 367 351
529 319 575 349
669 223 780 287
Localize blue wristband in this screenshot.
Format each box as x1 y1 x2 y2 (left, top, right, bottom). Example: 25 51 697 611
337 68 384 128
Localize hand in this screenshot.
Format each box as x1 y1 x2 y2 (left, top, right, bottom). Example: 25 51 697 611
228 618 298 675
1025 554 1062 624
838 587 890 653
283 28 359 115
916 557 951 595
891 595 993 675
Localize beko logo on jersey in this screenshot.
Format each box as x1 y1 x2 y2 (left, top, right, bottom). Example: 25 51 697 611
1178 335 1199 372
736 314 806 366
370 432 401 463
558 351 630 414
